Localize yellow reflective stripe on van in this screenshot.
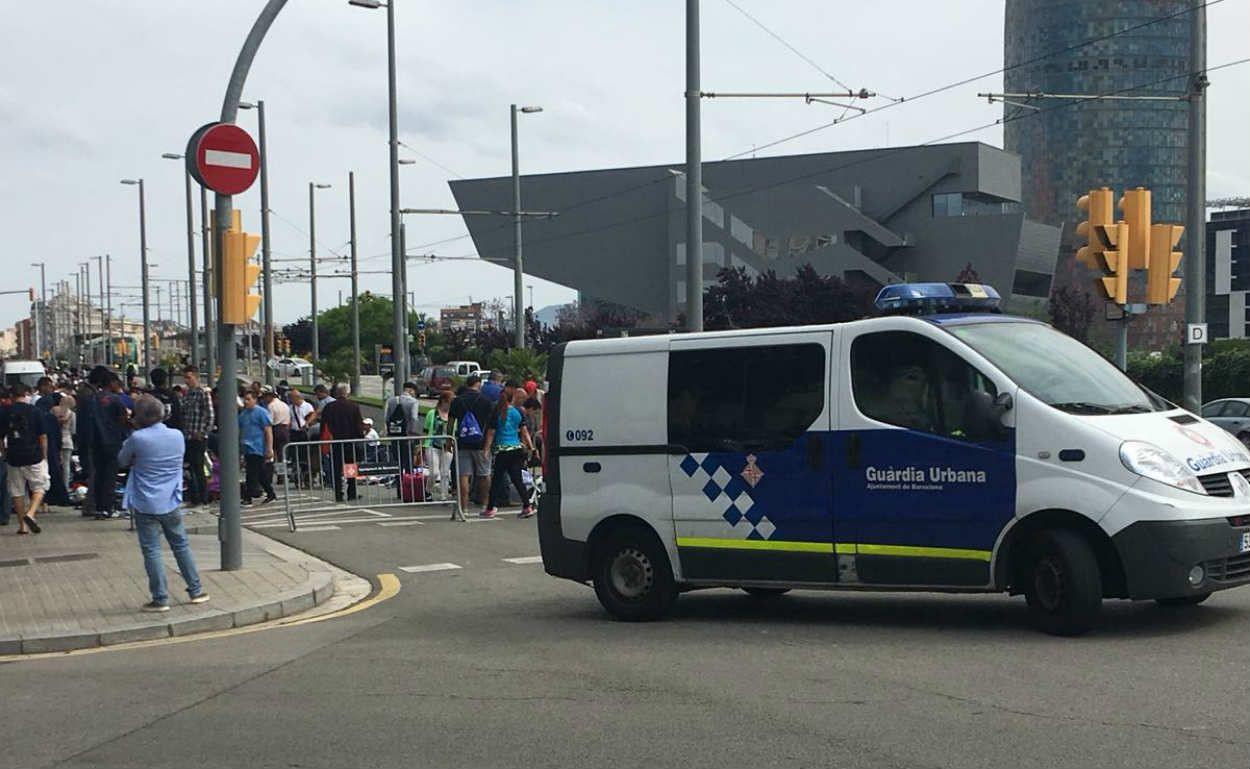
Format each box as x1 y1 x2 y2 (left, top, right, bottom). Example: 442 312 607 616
676 538 989 561
676 537 835 553
854 543 992 562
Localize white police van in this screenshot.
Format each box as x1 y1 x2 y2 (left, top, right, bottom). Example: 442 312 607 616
537 283 1250 635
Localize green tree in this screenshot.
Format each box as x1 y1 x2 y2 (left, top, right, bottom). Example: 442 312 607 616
488 348 548 381
315 348 362 387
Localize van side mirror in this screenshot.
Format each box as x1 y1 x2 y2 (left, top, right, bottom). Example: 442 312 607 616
966 390 1012 442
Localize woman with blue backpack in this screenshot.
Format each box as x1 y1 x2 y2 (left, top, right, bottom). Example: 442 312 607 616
481 382 536 519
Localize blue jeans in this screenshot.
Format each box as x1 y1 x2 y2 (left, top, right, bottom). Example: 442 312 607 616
135 510 203 604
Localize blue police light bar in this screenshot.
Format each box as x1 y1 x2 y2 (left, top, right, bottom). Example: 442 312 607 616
874 282 1002 314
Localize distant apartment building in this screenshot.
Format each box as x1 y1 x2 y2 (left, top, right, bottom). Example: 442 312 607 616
440 303 484 333
1206 209 1250 339
0 327 17 358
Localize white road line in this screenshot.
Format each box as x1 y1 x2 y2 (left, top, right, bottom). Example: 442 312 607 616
502 556 544 565
358 508 394 518
252 512 447 529
399 562 461 573
377 520 425 527
296 525 342 532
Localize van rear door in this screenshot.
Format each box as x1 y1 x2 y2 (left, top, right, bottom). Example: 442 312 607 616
668 331 836 584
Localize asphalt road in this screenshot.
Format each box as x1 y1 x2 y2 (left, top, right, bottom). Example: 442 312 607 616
3 507 1249 768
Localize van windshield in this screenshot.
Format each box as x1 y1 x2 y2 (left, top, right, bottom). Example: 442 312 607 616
946 321 1165 414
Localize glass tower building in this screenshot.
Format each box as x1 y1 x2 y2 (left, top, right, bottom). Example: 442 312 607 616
1004 0 1193 349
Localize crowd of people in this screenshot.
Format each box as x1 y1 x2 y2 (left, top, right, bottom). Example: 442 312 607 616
0 362 546 607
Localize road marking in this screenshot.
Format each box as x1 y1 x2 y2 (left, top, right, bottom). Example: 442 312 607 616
297 525 341 532
399 562 462 573
0 573 401 662
377 520 425 527
502 556 544 565
358 508 394 518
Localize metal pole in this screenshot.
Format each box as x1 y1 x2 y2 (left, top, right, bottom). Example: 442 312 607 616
387 0 405 395
83 263 92 359
685 0 703 332
138 179 151 379
511 104 525 349
183 169 199 371
215 0 289 571
200 185 215 386
257 99 275 385
95 256 105 364
1116 317 1128 371
400 222 407 376
309 182 319 366
38 263 46 360
75 271 81 361
1183 4 1207 412
350 171 361 394
105 255 112 367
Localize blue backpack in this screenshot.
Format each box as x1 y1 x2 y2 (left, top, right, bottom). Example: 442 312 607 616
458 395 484 445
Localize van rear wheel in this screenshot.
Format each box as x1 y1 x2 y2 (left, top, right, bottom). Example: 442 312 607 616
1023 529 1103 636
592 527 678 622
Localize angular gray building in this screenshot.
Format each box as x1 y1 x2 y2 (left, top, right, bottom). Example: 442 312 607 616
450 142 1060 325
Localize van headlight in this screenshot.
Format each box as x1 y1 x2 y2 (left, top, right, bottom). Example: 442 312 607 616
1119 441 1207 495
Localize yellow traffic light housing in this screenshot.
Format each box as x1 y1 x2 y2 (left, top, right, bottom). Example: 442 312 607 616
1147 224 1184 305
1095 221 1129 305
222 229 263 324
1118 187 1152 270
1075 188 1114 269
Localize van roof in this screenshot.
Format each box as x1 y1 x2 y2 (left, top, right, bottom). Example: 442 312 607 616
563 314 1043 356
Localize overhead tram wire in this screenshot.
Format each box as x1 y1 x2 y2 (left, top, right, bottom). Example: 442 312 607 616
720 0 854 91
457 57 1249 265
359 1 1229 270
724 0 1225 159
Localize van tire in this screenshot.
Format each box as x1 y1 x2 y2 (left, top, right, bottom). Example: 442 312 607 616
1156 592 1211 607
1023 529 1102 636
742 587 790 598
592 527 678 622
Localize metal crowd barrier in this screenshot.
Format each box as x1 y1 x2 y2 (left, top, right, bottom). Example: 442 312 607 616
281 434 462 531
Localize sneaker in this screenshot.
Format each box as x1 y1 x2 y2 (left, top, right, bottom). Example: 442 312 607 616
188 593 211 605
480 507 498 519
241 497 254 506
23 516 40 534
518 506 536 519
140 601 170 613
260 495 277 506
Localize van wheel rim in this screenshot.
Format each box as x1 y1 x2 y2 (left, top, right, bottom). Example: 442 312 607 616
1033 558 1064 611
610 548 653 600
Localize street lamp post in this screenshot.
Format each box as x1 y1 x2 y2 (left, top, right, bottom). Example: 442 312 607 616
121 179 151 380
511 104 542 349
162 152 200 371
30 262 46 360
349 171 361 394
200 185 214 385
92 255 105 363
239 100 274 383
105 254 113 367
349 0 405 395
80 260 93 361
309 182 332 366
685 0 703 332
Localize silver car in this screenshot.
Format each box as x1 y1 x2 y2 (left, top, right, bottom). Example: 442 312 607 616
1200 398 1250 447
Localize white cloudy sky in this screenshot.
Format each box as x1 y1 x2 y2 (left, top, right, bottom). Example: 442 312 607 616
2 0 1247 330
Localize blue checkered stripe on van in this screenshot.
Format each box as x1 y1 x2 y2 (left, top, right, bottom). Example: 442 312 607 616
678 453 775 540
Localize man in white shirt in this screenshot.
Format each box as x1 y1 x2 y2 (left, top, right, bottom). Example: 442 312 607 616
286 388 316 489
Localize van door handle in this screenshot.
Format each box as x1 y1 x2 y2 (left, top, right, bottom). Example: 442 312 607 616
807 434 822 471
582 462 601 473
846 433 862 468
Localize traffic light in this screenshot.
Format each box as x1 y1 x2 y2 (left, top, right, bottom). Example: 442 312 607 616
1147 224 1184 305
1094 221 1129 305
1075 188 1114 269
418 331 427 350
222 229 262 324
1118 187 1151 269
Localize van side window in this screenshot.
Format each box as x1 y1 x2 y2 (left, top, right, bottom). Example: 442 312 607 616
668 344 825 452
851 331 996 441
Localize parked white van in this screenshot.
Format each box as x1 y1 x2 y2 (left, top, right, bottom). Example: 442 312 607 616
447 360 481 378
537 283 1250 635
1 359 47 388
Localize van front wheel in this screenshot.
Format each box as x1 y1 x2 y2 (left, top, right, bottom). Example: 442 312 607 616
592 528 678 622
1023 529 1103 636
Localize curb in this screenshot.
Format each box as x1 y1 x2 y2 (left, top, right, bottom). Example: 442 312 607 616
0 568 335 656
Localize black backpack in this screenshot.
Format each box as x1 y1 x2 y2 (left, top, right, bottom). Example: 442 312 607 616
5 403 41 467
386 400 408 437
153 388 183 431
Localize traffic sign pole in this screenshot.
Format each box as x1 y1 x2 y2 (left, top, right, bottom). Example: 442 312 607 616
210 0 288 572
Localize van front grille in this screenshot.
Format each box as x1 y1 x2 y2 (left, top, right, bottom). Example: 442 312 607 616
1197 469 1250 497
1205 553 1250 583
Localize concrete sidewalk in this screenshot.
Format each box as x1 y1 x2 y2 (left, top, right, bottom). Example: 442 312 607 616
0 509 337 654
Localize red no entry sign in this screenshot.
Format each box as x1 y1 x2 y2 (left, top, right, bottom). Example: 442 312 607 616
187 122 260 195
